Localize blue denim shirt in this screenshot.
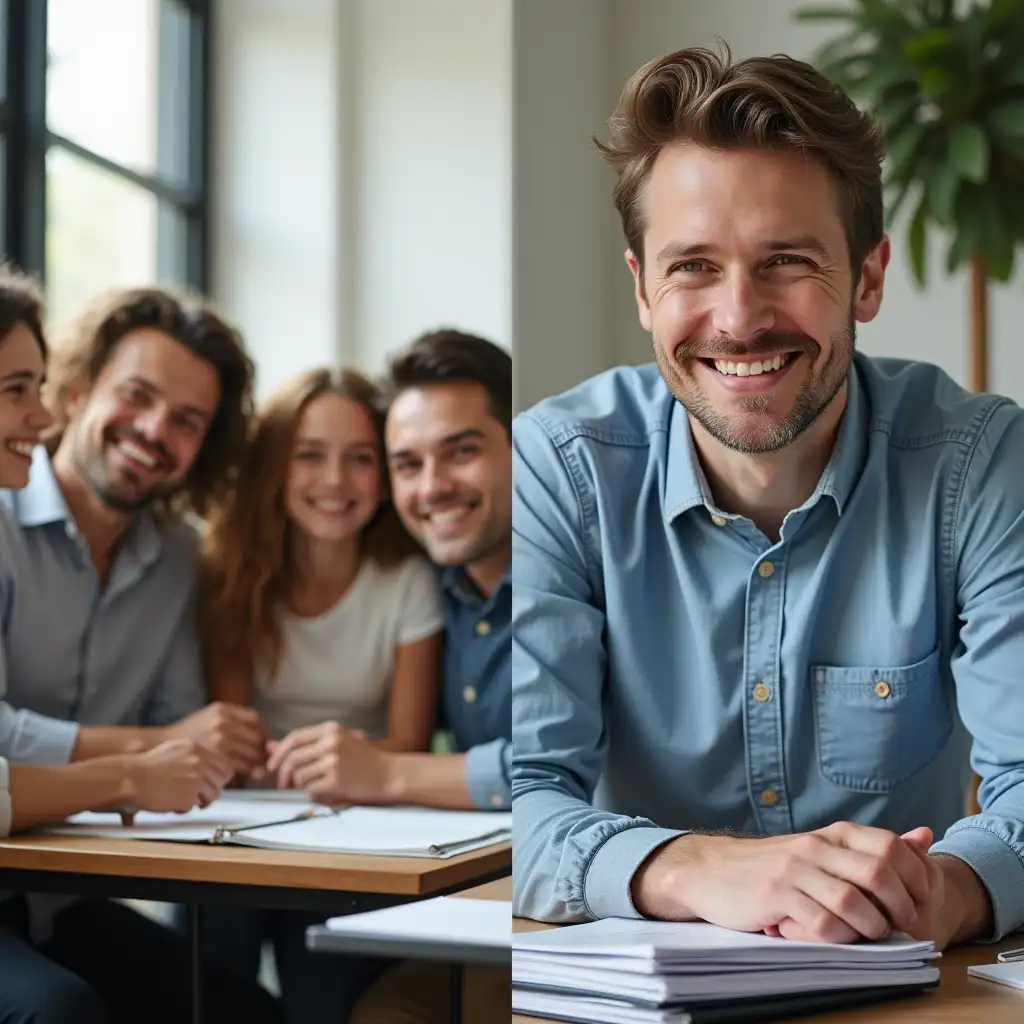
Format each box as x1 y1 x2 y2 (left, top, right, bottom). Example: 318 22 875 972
511 352 1024 939
441 568 511 809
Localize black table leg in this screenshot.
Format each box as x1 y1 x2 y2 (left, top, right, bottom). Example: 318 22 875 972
449 962 464 1024
187 902 204 1024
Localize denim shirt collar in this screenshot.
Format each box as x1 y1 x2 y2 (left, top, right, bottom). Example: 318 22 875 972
663 356 870 525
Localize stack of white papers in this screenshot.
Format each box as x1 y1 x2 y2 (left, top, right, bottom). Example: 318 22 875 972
512 918 940 1023
43 798 512 858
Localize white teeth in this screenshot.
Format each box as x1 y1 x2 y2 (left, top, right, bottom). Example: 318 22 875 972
6 440 34 457
312 500 350 513
118 440 157 468
430 508 470 525
714 354 788 377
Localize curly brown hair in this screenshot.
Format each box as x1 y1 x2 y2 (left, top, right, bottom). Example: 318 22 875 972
595 43 886 282
201 366 422 680
44 286 254 520
0 264 47 358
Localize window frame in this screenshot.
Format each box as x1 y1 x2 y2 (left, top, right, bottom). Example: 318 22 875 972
0 0 212 290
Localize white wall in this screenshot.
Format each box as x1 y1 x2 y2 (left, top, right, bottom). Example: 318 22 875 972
214 0 512 400
511 0 618 412
212 0 340 400
346 0 513 374
606 0 1024 401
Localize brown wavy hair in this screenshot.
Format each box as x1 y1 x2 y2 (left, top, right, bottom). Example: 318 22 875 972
44 286 254 520
201 367 422 679
595 43 885 281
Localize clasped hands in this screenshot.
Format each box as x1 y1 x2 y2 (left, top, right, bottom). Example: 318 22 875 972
632 821 984 952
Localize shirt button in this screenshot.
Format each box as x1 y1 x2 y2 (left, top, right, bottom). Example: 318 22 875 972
475 620 492 637
753 683 771 703
758 561 775 579
462 685 477 704
490 794 504 808
760 788 779 807
711 515 727 527
874 680 891 699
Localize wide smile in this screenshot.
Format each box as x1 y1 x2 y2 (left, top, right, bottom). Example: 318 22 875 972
696 351 803 392
306 498 358 518
110 438 163 476
5 439 36 464
422 503 479 538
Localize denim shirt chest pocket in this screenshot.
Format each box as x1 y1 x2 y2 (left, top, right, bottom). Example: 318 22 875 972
811 646 951 793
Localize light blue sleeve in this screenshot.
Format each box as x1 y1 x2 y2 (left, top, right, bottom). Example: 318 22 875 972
464 737 511 809
931 404 1024 940
511 413 680 924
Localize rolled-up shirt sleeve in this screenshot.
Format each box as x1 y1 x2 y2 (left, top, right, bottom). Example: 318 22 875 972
511 412 682 924
464 737 511 809
930 406 1024 939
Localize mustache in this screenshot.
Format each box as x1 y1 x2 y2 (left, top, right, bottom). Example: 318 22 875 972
674 332 820 362
106 428 174 471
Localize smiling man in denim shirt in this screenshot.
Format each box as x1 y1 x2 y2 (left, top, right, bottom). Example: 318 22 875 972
512 46 1024 952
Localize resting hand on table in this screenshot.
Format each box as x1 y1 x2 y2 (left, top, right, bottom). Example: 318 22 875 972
632 821 961 947
159 701 270 776
266 721 395 804
117 739 232 825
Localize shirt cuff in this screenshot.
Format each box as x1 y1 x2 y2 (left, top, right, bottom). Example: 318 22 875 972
463 739 510 809
0 758 11 838
8 714 80 766
931 825 1024 941
583 825 684 920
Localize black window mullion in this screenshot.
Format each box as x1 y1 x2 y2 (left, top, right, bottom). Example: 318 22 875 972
185 0 211 291
4 0 47 276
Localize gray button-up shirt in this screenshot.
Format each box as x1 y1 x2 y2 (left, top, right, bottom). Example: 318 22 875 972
0 447 205 764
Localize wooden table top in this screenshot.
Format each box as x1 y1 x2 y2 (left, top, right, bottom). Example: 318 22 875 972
510 916 1024 1023
0 833 511 897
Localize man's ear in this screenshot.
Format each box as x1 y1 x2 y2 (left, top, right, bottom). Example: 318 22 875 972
60 379 87 422
625 250 652 333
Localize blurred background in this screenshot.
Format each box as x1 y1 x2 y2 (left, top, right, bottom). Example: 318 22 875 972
2 0 1022 411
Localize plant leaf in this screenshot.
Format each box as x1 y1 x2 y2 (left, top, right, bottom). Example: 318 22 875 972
988 100 1024 141
903 28 954 64
908 194 929 287
886 119 929 181
949 123 989 182
927 160 960 225
886 179 918 229
793 6 860 21
979 189 1015 281
947 188 982 273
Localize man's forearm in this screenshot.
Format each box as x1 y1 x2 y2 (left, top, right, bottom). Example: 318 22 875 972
934 854 995 946
71 725 167 761
387 753 475 809
9 757 139 832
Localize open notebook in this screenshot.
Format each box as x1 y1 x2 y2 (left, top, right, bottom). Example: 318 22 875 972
42 796 511 858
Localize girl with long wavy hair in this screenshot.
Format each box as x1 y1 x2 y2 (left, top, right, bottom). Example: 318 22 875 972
196 366 442 1022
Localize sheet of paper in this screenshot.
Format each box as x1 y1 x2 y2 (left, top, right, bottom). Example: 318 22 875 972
43 795 322 843
968 961 1024 990
326 896 511 946
512 917 937 963
231 806 511 857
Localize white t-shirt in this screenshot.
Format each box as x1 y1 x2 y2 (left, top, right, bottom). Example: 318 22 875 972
253 556 444 741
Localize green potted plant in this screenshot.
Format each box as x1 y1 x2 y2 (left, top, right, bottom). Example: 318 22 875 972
794 0 1024 392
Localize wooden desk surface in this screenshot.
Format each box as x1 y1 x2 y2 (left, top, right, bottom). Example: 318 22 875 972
0 833 511 897
510 917 1024 1023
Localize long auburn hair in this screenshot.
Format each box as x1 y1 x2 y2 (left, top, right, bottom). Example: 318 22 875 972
201 367 420 680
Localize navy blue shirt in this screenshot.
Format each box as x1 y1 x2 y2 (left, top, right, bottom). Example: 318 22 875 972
441 568 510 809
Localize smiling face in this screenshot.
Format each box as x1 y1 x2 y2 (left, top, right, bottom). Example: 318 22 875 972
629 144 888 454
284 393 383 545
0 322 53 489
385 382 511 570
63 328 221 512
